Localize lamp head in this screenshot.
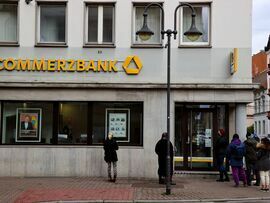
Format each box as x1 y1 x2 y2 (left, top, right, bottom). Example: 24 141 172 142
184 14 202 41
136 13 154 41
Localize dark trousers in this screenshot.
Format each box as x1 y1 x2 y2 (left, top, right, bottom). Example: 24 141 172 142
216 155 229 180
246 162 260 185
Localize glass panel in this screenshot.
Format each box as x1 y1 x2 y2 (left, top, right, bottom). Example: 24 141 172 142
88 5 98 43
2 102 53 144
0 4 17 42
58 103 88 144
182 5 209 43
188 111 213 169
135 6 161 44
174 105 184 168
103 6 113 43
217 105 226 130
92 102 143 145
40 5 66 43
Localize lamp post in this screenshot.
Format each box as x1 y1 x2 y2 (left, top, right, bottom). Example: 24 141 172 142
136 3 202 195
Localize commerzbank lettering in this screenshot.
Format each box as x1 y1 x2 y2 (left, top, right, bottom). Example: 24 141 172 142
0 58 118 72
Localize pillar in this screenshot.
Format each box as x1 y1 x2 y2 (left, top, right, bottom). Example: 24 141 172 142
235 104 247 141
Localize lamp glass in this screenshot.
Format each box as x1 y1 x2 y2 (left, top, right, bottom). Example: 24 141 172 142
186 34 201 42
138 33 152 41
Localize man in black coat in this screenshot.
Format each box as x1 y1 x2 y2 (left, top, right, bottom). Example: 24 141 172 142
103 132 119 182
155 132 174 184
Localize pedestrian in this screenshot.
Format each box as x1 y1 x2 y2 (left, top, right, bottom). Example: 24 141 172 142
103 132 119 182
215 129 230 182
227 134 247 187
244 132 259 186
155 132 175 185
256 137 270 191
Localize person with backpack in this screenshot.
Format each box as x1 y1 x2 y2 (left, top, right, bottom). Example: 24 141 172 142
227 134 247 187
256 137 270 191
244 132 260 186
214 129 230 182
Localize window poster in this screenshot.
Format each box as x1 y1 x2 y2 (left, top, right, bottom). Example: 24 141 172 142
105 108 130 142
16 108 42 142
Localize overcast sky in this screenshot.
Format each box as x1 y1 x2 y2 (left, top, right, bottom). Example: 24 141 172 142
252 0 270 54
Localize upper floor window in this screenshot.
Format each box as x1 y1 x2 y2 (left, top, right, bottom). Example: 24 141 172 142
133 3 162 45
37 2 67 46
0 3 18 45
180 3 210 46
85 3 115 46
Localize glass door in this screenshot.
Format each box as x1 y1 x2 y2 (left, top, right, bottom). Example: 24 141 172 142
187 110 214 169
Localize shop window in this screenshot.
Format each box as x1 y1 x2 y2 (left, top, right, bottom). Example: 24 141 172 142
259 121 261 135
180 3 210 46
58 103 88 144
133 3 162 45
85 3 115 46
1 102 53 144
91 102 143 146
263 120 266 135
255 121 257 134
0 2 18 45
37 3 67 45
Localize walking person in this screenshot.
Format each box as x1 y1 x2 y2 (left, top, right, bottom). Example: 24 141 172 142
103 132 119 183
155 132 175 185
256 137 270 191
227 134 247 187
215 129 230 182
244 132 259 186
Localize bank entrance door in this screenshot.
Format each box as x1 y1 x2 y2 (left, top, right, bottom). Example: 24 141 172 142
186 109 214 169
174 104 227 171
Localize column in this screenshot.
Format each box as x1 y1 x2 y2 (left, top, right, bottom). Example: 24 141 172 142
236 104 247 141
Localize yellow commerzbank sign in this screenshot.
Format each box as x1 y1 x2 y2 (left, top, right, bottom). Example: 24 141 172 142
0 56 143 75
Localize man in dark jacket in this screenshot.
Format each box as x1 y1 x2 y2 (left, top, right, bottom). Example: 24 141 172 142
244 132 259 186
214 129 229 182
103 132 119 182
155 132 174 184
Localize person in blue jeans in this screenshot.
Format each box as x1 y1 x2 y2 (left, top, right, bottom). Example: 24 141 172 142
227 134 247 187
215 129 230 182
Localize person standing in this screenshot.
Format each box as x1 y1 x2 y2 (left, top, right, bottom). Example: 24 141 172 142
155 132 174 184
215 129 230 182
103 132 119 183
244 132 259 186
256 137 270 191
227 134 247 187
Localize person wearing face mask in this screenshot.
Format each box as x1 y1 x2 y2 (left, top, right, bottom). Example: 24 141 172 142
103 132 119 182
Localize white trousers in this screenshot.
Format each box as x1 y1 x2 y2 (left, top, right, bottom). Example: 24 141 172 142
259 170 270 186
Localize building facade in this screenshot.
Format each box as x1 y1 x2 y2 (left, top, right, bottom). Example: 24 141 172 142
0 0 254 177
252 37 270 138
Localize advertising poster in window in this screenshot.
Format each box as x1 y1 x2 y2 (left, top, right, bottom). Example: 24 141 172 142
16 108 42 142
105 109 130 142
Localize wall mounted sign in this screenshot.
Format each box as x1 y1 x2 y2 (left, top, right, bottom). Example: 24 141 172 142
230 48 238 75
16 108 42 143
0 56 143 75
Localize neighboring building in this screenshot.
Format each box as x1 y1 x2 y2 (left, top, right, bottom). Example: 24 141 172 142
0 0 254 177
246 102 254 128
252 35 270 138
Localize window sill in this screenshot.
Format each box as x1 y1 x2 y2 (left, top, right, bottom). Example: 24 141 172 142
131 44 163 49
35 43 68 48
83 44 116 48
0 43 19 47
178 45 212 49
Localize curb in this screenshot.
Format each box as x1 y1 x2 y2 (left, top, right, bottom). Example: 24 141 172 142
39 197 270 203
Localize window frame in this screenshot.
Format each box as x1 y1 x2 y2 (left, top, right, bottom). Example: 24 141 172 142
0 1 19 46
35 1 68 47
179 2 211 48
131 2 163 48
84 2 115 48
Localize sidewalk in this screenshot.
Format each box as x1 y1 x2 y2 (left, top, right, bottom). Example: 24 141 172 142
0 175 269 203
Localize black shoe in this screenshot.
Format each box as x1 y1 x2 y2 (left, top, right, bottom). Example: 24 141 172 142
216 179 224 182
254 183 260 186
224 178 230 182
159 179 165 184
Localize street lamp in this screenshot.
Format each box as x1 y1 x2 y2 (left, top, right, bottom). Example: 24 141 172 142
136 3 202 195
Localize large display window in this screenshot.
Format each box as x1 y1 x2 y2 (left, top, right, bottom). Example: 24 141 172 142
0 101 143 146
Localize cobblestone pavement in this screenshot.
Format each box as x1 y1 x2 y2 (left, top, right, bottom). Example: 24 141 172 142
0 175 269 203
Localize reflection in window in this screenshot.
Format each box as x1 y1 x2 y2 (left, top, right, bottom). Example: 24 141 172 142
0 3 17 42
39 4 66 43
58 103 88 144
